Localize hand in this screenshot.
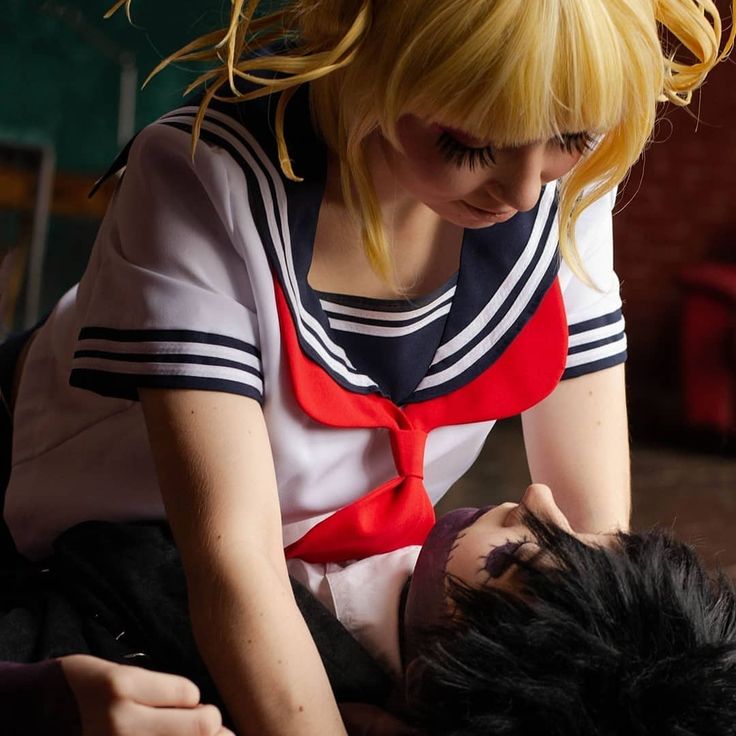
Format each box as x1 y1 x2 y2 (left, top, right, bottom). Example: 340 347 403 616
338 702 421 736
59 654 234 736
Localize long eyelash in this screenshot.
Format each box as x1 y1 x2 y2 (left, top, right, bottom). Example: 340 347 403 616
436 130 496 170
555 132 595 155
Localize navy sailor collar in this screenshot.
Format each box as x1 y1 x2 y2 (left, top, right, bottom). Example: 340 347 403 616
157 86 561 405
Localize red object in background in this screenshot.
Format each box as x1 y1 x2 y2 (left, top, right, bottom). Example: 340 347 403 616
681 264 736 433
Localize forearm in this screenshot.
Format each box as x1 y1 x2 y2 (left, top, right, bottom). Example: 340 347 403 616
139 389 346 734
189 553 347 736
522 365 631 533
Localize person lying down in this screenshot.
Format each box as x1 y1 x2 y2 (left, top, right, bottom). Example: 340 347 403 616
2 483 735 736
402 484 736 735
327 482 736 734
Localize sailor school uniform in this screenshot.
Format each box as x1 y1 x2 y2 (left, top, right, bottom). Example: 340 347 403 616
4 86 627 675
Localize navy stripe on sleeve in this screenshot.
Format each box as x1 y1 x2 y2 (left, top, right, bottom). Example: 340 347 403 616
71 327 264 402
567 330 626 357
562 308 626 380
77 327 261 359
73 349 263 379
562 351 627 380
70 370 264 403
568 309 623 336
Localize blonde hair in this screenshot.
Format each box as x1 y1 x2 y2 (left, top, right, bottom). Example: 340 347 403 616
109 0 735 282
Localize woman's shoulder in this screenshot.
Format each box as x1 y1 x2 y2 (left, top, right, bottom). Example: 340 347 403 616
125 115 245 192
141 82 317 174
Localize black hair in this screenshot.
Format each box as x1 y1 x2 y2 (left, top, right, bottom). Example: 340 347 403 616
405 513 736 736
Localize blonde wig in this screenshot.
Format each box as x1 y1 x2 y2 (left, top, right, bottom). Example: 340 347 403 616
110 0 735 282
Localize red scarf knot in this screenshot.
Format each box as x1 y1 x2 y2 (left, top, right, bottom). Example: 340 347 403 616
390 428 426 480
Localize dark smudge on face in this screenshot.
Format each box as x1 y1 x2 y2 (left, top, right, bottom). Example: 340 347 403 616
483 540 526 579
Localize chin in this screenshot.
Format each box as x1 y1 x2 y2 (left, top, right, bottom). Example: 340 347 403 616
427 206 496 230
442 213 502 230
459 219 501 230
430 201 514 229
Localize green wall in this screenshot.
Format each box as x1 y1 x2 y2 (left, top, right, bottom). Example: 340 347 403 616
1 0 283 325
2 0 237 171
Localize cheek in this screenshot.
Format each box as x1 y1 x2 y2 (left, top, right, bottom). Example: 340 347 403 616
392 119 478 200
543 148 585 181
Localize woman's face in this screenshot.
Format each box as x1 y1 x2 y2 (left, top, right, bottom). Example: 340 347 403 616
446 484 616 591
383 115 588 229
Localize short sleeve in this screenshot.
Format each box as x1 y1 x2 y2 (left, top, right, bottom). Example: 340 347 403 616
558 187 627 380
69 123 264 403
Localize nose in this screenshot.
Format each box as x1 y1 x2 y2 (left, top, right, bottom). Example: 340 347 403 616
484 144 545 212
517 483 573 532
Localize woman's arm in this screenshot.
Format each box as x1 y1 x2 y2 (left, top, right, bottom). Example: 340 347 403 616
140 388 347 736
520 364 630 533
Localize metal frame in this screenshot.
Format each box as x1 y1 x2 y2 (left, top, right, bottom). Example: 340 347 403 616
0 140 56 329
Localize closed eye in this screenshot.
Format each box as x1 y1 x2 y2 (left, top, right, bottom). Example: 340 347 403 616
436 130 497 170
553 132 595 155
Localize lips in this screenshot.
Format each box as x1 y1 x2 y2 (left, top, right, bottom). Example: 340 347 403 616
461 201 517 223
465 202 515 217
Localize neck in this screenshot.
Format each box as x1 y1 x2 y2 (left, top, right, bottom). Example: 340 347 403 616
316 131 461 299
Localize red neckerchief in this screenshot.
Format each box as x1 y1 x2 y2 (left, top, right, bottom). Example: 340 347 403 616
275 278 567 563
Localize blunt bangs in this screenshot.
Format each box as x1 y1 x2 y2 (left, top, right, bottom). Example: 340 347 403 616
122 0 734 283
378 0 659 149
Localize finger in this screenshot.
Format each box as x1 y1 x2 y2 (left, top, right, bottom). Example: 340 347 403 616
133 703 224 736
108 665 201 708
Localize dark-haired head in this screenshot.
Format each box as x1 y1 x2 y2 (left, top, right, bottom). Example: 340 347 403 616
405 511 736 736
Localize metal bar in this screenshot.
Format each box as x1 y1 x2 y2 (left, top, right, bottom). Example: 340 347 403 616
118 54 138 147
24 146 56 328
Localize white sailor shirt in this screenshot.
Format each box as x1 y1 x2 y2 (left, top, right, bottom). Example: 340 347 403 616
5 87 626 673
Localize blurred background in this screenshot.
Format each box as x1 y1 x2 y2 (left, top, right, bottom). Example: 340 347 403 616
2 1 735 572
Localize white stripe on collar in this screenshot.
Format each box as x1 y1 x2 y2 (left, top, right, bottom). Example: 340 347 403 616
327 301 452 337
159 108 379 391
319 284 456 322
157 107 559 398
430 183 557 367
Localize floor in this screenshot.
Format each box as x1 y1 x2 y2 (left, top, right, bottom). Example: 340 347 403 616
437 418 736 577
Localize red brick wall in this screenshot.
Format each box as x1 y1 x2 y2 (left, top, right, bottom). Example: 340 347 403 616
613 16 736 436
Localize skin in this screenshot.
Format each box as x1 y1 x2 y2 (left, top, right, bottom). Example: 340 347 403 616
384 115 586 230
316 112 631 534
59 655 233 736
310 114 587 299
135 109 629 736
140 389 347 736
445 483 617 590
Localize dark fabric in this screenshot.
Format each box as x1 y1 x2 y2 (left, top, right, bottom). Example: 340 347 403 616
0 329 392 726
0 329 34 566
0 520 392 727
0 659 80 736
403 507 491 665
